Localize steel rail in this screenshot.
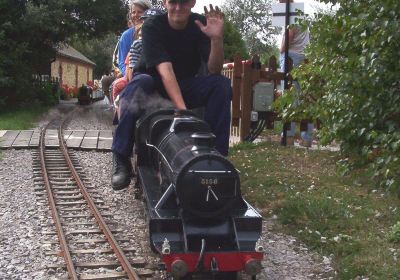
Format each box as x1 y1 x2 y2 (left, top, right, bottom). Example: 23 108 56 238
57 123 141 280
39 124 78 280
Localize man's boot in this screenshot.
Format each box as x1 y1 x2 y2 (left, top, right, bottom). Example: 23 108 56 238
111 152 133 190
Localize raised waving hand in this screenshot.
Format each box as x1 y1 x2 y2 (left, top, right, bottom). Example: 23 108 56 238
195 4 224 39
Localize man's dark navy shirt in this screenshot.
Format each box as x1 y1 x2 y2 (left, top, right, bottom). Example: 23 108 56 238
137 13 210 80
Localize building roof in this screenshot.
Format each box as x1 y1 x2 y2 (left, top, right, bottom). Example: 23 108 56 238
57 45 96 66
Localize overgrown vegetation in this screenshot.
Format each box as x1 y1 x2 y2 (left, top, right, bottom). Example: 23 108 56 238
275 0 400 193
230 141 400 279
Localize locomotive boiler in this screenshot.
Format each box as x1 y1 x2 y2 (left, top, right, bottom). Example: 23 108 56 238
135 109 264 279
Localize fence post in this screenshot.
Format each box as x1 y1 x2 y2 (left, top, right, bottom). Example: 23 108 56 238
268 56 278 88
231 54 242 127
251 55 261 85
240 60 252 141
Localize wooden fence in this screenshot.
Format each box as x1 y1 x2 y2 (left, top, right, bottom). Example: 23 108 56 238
222 54 290 143
32 75 60 85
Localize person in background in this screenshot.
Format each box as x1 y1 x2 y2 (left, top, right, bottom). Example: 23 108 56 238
117 0 152 76
111 0 152 106
126 10 133 28
113 10 147 101
112 10 134 71
279 0 312 147
110 0 232 190
112 10 136 73
100 71 116 105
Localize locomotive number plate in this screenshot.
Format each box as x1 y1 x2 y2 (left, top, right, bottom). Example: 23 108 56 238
201 178 218 185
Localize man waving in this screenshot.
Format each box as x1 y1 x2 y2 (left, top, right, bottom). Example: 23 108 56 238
111 0 232 190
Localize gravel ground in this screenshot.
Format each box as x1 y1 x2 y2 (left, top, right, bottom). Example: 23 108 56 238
0 99 336 279
0 150 47 279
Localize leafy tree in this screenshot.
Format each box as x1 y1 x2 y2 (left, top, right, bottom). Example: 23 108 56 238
222 0 280 56
223 20 249 61
276 0 400 192
0 0 127 109
0 0 31 106
71 33 119 79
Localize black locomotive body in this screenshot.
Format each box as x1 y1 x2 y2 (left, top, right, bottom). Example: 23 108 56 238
135 109 263 279
77 85 92 105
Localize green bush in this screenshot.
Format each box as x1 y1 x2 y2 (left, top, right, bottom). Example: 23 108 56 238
275 0 400 193
31 82 59 106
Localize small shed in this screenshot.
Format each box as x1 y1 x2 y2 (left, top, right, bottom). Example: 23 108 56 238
51 45 96 89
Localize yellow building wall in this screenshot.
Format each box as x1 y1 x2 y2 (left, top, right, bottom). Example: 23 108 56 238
51 56 94 89
50 61 59 81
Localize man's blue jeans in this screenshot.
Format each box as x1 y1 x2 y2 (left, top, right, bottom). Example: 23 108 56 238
112 73 232 157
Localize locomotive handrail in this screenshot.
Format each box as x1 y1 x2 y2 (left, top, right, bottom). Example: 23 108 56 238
136 108 198 129
195 239 206 272
145 141 174 173
169 116 195 133
155 183 175 211
188 170 232 173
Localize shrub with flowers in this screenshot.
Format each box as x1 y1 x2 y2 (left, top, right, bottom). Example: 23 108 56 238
86 80 96 92
59 84 78 99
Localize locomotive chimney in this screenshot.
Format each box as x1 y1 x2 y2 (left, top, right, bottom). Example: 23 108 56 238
191 132 216 150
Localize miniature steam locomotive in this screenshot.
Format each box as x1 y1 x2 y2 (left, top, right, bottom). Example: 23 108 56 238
135 109 264 279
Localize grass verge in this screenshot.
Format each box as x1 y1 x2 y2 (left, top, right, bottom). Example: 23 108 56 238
229 141 400 279
0 105 50 130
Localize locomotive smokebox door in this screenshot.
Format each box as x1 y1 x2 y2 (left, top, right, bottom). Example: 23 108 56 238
252 82 274 112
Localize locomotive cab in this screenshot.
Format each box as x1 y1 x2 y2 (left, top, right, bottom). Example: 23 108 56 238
135 109 263 278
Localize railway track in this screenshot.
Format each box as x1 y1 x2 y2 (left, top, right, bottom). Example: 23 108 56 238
31 116 153 280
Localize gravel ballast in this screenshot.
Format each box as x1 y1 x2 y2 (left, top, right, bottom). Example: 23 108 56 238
0 150 47 280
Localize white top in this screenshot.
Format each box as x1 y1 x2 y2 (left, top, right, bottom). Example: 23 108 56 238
289 26 310 55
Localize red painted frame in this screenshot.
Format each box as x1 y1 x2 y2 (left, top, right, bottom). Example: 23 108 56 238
163 251 263 273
